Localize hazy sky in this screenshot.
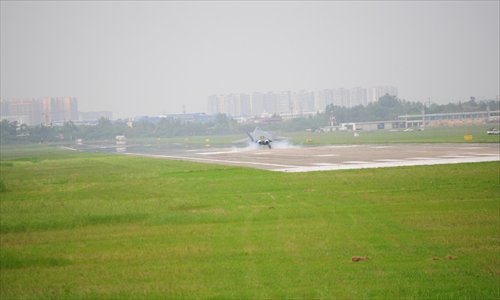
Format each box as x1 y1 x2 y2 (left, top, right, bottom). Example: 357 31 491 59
1 1 499 118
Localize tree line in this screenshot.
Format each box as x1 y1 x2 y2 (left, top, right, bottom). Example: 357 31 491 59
0 113 241 144
1 95 498 144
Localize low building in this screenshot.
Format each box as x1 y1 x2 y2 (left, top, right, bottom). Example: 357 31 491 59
399 110 500 127
332 110 500 132
338 121 407 131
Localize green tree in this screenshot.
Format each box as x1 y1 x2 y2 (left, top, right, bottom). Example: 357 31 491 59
62 121 78 141
0 120 17 144
212 114 237 134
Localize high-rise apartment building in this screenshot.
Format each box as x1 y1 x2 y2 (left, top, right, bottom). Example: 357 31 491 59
207 94 251 117
367 86 398 103
277 91 292 114
0 97 78 126
263 92 278 115
350 87 368 107
251 92 265 116
317 89 334 111
295 90 316 113
331 88 350 107
0 98 42 125
207 85 398 117
207 95 225 115
40 97 78 123
225 94 242 117
240 94 251 116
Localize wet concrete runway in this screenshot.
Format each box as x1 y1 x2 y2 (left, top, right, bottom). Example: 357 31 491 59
123 143 499 172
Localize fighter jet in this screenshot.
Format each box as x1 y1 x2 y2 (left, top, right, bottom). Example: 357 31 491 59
247 127 273 148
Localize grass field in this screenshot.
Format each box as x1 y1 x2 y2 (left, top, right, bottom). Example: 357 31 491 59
290 125 500 145
1 145 499 299
121 125 500 148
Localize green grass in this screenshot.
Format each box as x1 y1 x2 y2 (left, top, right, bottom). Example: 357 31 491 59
289 125 500 145
1 145 499 299
121 125 500 148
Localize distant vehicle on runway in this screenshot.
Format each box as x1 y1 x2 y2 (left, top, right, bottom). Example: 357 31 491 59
487 128 499 135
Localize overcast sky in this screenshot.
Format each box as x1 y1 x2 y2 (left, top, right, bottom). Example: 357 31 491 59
1 1 499 118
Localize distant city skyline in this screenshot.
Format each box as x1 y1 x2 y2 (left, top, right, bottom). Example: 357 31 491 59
0 97 78 126
1 1 498 118
207 86 399 117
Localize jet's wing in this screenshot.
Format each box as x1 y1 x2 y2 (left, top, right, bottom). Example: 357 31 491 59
246 132 255 142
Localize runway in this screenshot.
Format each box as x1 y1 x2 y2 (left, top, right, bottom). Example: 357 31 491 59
121 143 500 173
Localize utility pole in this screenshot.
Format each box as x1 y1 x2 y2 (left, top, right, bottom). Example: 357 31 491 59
422 103 426 128
423 97 432 128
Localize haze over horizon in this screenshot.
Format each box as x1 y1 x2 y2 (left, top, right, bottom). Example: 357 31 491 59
1 1 499 119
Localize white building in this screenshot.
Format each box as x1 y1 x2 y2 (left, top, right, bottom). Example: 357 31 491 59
251 92 265 116
208 85 398 117
367 86 398 104
277 91 292 114
350 87 368 107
